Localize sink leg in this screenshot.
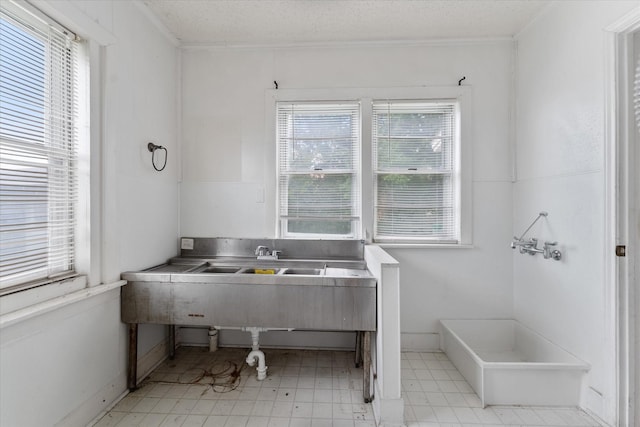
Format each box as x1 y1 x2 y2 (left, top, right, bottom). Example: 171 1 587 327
363 331 373 403
128 323 138 391
168 325 176 360
355 331 363 368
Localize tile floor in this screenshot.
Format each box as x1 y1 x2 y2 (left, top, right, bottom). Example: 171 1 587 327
93 347 603 427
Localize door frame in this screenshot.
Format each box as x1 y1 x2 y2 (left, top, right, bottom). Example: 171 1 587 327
604 8 640 426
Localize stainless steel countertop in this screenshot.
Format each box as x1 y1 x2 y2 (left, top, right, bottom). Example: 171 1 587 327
121 257 375 287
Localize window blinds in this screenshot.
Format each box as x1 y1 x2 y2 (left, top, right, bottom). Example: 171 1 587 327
277 102 360 237
372 101 458 241
0 1 79 289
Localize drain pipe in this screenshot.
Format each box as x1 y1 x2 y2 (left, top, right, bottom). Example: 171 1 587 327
242 327 268 380
208 327 218 352
246 350 267 380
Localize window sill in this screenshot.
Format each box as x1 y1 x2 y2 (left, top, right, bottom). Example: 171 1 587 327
0 278 126 329
373 242 475 249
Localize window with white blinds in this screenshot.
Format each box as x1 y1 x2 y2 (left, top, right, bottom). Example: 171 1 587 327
0 1 79 290
277 102 360 238
372 101 459 242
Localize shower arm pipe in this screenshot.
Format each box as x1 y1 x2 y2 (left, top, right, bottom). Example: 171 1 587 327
514 211 548 241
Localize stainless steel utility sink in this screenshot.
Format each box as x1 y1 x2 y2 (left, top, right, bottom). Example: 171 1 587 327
121 238 376 402
122 253 375 326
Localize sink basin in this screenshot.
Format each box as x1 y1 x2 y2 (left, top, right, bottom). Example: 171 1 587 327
240 268 282 274
282 268 323 275
202 266 241 274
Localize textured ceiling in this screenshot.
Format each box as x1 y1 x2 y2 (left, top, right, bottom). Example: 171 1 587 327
143 0 550 46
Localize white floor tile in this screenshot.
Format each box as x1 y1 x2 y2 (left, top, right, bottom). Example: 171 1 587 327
131 397 161 413
246 416 269 427
224 415 249 427
289 418 311 427
94 412 126 427
140 413 167 427
268 417 291 427
292 402 314 418
115 412 146 427
270 401 294 418
181 414 207 427
159 414 187 427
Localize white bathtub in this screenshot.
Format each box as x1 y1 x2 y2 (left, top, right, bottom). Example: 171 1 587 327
440 319 589 407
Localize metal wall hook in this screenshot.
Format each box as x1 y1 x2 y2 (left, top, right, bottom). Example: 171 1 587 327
147 142 167 171
148 142 162 152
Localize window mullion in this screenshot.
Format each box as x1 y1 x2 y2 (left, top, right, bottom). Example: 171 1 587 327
360 98 373 243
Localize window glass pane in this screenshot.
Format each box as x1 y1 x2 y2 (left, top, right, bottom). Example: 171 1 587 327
289 137 354 171
376 114 452 170
374 104 454 171
282 174 354 235
287 219 353 235
0 20 46 143
376 174 454 238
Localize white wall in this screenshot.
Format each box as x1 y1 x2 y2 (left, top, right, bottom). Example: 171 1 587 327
513 1 638 422
95 0 181 360
181 41 515 349
0 1 180 425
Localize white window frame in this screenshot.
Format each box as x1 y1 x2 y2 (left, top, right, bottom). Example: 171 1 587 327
372 99 461 244
0 0 84 292
276 101 362 239
265 86 472 246
0 0 115 318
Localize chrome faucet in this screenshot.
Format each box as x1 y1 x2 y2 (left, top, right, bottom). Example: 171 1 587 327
255 245 270 257
512 238 543 255
510 238 537 249
255 246 281 260
510 211 562 261
511 238 562 260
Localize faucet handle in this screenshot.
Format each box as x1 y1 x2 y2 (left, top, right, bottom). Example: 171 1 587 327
272 250 282 259
255 245 269 255
542 241 562 260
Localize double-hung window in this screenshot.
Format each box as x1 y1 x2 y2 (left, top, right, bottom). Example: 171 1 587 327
277 102 361 238
0 1 80 291
372 101 459 242
273 89 468 244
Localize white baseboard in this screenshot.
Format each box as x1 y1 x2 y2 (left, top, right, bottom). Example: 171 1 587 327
137 337 169 382
584 387 609 426
371 378 406 427
83 339 170 427
56 374 127 427
401 332 440 352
